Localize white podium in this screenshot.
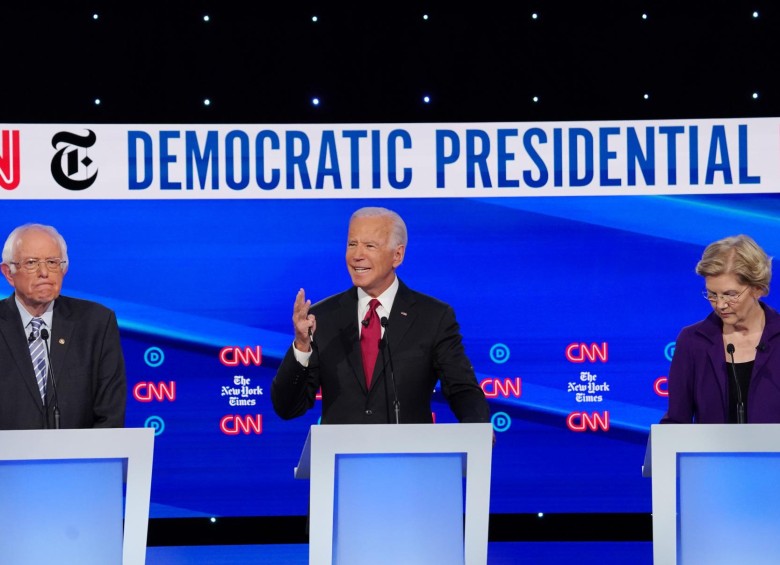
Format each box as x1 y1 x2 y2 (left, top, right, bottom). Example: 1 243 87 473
650 423 780 565
0 428 155 565
295 423 493 565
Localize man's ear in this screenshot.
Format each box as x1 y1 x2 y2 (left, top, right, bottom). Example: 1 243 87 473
1 263 15 287
393 245 406 268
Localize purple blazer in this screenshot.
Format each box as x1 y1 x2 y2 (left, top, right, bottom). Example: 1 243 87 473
661 302 780 424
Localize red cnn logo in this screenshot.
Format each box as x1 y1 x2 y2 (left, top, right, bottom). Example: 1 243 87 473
219 346 262 367
654 377 668 397
481 378 522 398
566 411 610 431
0 130 21 190
565 342 608 363
133 381 176 402
220 414 263 435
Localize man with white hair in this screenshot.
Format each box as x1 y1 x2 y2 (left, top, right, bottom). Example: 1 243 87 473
0 223 126 429
272 207 490 425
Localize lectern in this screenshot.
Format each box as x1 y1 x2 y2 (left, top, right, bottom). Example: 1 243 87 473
650 423 780 565
0 428 154 565
295 423 493 565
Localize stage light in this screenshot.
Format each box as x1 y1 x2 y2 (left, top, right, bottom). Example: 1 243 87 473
203 15 210 22
752 92 759 99
642 13 648 20
312 16 318 22
423 95 431 104
203 99 211 107
423 14 429 21
531 13 538 20
753 11 759 18
94 99 101 106
532 96 539 103
312 97 320 106
537 512 544 518
92 13 99 20
643 93 649 100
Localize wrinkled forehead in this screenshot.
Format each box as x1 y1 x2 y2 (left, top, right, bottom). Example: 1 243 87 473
14 229 61 257
348 216 393 240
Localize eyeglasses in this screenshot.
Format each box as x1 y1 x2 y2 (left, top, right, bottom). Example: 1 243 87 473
702 286 749 305
10 258 67 273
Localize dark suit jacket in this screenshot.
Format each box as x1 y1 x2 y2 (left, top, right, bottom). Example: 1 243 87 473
0 294 126 429
661 302 780 423
272 280 491 424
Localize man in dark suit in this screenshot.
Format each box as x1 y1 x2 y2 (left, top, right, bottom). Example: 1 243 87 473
272 207 490 425
0 223 126 429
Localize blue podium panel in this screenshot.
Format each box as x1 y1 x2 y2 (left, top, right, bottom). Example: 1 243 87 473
651 424 780 565
0 428 154 565
677 453 780 565
0 458 124 564
333 453 465 565
298 424 493 565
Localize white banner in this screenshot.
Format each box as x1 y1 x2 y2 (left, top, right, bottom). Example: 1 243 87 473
2 118 778 199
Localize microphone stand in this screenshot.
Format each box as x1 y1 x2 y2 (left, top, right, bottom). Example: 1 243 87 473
380 317 400 424
40 329 61 429
726 343 746 424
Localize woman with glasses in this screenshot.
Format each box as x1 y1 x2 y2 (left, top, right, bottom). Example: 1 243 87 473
661 234 780 424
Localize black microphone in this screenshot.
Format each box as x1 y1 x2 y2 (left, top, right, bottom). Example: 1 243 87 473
28 330 36 343
361 318 370 327
39 328 61 429
380 317 400 424
726 343 746 424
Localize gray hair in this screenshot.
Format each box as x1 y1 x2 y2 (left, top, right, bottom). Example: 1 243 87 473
350 207 408 247
2 223 70 274
696 234 771 295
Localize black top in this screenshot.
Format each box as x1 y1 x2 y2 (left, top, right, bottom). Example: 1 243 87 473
728 361 753 423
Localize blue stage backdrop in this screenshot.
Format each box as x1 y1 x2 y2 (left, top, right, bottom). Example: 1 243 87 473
3 194 779 518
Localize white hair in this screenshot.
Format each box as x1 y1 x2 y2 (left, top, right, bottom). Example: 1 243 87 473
2 223 70 274
350 207 408 247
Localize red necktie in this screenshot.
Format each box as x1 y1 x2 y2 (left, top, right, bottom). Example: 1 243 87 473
360 299 381 388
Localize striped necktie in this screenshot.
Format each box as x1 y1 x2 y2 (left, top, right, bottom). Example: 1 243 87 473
29 317 47 401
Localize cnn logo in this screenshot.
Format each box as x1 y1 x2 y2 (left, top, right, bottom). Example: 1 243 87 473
133 381 176 402
220 414 263 435
220 346 262 366
566 411 610 432
565 342 608 363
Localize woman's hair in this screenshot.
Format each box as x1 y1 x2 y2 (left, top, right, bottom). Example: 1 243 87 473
696 234 772 295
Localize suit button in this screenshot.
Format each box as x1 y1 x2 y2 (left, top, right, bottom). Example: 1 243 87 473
365 410 373 415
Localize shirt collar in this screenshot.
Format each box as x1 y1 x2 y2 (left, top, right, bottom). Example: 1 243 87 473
15 296 55 332
357 276 399 320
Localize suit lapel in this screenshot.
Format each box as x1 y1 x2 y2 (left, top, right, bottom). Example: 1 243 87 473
336 290 367 392
373 281 417 383
701 312 728 412
753 302 780 380
386 281 416 355
0 295 46 410
50 297 73 398
341 281 419 392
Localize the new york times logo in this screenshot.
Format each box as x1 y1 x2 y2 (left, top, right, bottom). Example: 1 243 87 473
51 129 98 190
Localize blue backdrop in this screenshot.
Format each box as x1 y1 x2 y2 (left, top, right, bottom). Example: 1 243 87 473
4 194 779 518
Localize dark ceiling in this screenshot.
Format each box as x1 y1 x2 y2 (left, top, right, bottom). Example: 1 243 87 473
4 1 778 124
